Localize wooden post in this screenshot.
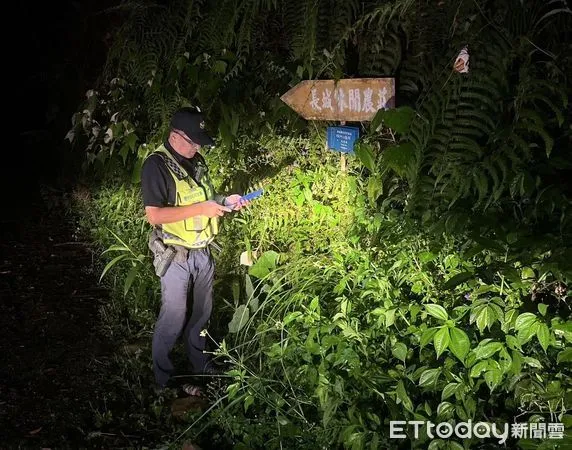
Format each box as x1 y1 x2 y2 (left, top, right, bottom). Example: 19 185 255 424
340 120 347 173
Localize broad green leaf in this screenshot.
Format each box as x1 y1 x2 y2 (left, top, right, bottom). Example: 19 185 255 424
518 321 539 345
419 251 437 263
426 304 448 321
506 335 521 350
521 267 536 279
515 313 538 331
434 327 450 358
228 305 250 333
249 251 279 279
367 175 383 202
484 369 502 391
476 305 496 332
437 401 455 418
449 328 470 362
536 323 550 352
469 360 488 378
421 327 439 348
283 311 303 325
396 380 413 412
382 142 415 178
523 357 542 368
370 108 385 132
557 348 572 363
498 348 513 374
392 342 408 362
244 395 254 412
442 383 458 401
419 368 440 387
376 106 415 134
245 274 254 300
385 308 397 328
354 142 376 172
443 272 474 290
473 342 503 360
510 350 523 375
538 304 548 316
212 60 228 74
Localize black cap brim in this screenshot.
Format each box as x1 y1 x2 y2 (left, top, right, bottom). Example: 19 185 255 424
191 132 215 147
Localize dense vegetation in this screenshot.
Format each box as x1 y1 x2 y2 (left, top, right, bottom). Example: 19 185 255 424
68 0 572 448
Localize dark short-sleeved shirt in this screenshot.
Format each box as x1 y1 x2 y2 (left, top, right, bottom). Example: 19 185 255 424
141 141 223 207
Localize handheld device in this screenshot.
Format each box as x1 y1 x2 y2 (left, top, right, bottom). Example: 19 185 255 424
229 188 264 210
241 188 264 202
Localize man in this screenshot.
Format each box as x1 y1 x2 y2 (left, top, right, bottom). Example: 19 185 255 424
141 107 247 389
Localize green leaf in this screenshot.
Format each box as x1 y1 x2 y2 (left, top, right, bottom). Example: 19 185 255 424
228 305 250 333
419 252 437 263
245 274 254 300
434 327 450 358
449 328 470 362
392 342 408 362
537 304 548 316
382 142 415 178
354 142 376 172
212 60 228 74
370 107 385 132
419 368 440 387
367 175 383 202
506 335 521 351
420 327 439 348
442 383 458 401
376 106 415 134
426 304 448 321
244 394 254 412
437 401 455 419
473 342 503 360
510 350 523 375
469 360 488 378
396 380 413 412
484 369 502 391
249 251 279 279
123 266 137 297
557 348 572 363
515 313 538 331
99 253 128 282
521 267 536 279
476 305 497 332
443 272 474 290
536 323 550 352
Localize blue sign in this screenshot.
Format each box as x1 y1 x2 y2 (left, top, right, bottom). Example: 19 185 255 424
327 126 360 153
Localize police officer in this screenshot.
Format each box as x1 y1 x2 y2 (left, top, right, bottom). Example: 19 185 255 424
141 107 247 388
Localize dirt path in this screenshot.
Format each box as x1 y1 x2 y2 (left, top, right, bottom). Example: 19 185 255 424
0 200 113 447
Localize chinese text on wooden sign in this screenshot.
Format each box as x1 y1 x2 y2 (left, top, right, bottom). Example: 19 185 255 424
280 78 395 121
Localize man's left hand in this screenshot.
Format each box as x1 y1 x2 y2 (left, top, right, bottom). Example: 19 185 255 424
224 194 249 210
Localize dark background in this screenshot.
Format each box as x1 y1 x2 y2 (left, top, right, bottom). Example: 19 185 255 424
9 1 120 211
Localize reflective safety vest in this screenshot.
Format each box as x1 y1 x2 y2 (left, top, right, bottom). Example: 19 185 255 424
151 145 219 249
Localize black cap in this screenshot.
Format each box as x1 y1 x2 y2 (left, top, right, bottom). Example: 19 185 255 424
170 107 215 146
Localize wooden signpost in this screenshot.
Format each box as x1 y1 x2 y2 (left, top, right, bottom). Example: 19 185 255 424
280 78 395 122
281 78 395 172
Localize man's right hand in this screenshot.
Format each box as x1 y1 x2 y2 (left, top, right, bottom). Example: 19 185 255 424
200 200 232 217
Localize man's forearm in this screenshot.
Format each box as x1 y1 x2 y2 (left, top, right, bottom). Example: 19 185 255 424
145 204 204 225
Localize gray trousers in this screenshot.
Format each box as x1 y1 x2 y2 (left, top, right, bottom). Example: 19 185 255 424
152 247 214 387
